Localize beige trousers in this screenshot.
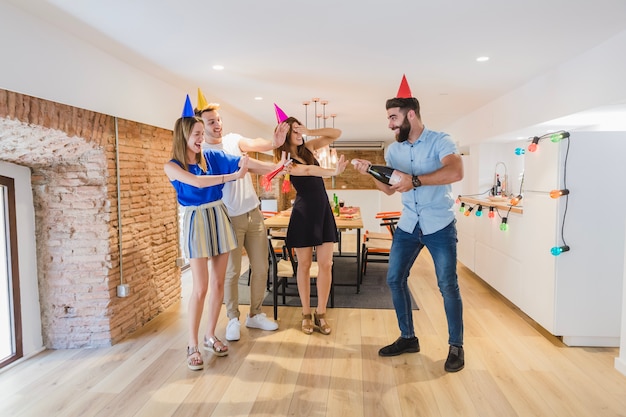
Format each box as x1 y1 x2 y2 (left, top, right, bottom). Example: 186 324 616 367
224 207 269 319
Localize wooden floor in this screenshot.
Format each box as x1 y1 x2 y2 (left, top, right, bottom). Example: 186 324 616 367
1 243 626 416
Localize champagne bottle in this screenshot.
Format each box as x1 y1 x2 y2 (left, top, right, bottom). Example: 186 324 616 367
352 160 401 185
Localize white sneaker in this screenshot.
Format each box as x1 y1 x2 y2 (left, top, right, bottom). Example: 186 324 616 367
245 313 279 331
225 318 240 341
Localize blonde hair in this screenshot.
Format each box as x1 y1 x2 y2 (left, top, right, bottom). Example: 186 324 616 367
171 116 207 173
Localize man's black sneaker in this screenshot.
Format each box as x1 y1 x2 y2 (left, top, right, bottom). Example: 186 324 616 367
444 345 465 372
378 337 420 357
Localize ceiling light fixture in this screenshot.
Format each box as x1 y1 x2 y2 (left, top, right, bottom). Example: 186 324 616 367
254 96 263 101
476 56 490 62
212 65 224 71
302 98 337 169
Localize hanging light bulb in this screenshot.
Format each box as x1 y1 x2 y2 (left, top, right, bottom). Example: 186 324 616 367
499 217 508 231
475 205 483 217
488 206 495 218
550 189 570 199
514 147 525 155
549 131 570 142
550 245 570 256
456 195 461 204
528 136 540 152
464 206 474 217
459 202 465 213
510 194 523 206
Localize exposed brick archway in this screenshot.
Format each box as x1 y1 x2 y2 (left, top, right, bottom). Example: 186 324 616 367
0 89 180 348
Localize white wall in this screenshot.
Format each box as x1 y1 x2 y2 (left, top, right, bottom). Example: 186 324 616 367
0 162 43 360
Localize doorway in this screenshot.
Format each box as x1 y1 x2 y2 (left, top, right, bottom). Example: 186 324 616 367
0 175 22 369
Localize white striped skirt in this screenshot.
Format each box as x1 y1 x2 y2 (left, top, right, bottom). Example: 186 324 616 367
181 200 238 259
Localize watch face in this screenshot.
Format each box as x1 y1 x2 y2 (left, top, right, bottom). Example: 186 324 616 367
413 176 420 187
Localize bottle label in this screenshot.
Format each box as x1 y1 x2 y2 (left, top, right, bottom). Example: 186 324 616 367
389 171 401 185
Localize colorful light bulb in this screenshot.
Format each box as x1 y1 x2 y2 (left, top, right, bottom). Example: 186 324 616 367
550 189 570 199
510 194 523 206
459 202 465 213
515 147 525 155
488 207 495 218
499 217 508 231
550 131 570 142
456 195 461 204
464 206 474 216
475 205 483 217
528 136 540 152
550 245 570 256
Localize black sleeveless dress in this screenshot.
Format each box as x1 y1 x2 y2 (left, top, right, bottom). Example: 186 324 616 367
285 160 338 248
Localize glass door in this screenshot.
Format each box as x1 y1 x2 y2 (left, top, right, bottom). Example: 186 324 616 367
0 176 22 369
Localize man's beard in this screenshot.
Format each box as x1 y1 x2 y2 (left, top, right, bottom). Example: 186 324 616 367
395 118 411 142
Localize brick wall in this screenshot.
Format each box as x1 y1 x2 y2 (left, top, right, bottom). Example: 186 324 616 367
0 89 179 348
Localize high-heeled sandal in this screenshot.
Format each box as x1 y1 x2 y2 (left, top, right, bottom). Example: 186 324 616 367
301 313 314 335
187 346 204 370
314 310 332 335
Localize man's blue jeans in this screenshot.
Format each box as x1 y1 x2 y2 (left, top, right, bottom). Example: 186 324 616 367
386 220 463 346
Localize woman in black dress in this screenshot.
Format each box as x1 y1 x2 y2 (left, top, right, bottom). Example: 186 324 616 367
274 117 348 335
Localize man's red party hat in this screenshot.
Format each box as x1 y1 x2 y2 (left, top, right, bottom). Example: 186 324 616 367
396 74 412 98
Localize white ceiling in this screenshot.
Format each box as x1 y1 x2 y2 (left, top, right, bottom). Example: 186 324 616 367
8 0 626 143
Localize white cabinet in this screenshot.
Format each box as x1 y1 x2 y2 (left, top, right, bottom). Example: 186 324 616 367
457 133 625 347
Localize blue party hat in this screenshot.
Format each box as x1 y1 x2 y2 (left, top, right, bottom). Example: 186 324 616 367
181 94 194 117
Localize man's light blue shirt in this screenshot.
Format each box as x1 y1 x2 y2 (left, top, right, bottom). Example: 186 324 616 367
385 127 457 235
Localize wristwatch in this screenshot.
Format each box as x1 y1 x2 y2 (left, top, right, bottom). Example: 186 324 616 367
412 175 422 188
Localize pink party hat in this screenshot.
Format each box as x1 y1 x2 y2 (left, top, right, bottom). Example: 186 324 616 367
396 74 412 98
182 94 194 118
274 103 289 123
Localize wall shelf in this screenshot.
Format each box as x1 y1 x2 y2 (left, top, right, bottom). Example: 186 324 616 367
458 196 523 215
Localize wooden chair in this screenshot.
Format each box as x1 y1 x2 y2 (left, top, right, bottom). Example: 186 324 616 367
360 213 399 278
268 239 334 319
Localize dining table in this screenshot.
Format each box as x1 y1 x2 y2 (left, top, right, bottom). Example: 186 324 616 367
263 206 365 293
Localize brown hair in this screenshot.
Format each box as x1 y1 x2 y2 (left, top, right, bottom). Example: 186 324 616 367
385 97 421 119
171 116 207 173
273 116 317 165
195 102 220 116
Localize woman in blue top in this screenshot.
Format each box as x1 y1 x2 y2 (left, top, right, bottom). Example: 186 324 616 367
165 115 286 370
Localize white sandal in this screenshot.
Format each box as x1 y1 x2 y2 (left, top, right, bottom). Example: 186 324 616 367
203 336 229 357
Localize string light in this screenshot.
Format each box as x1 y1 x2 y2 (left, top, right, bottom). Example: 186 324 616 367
499 217 508 231
550 189 569 199
463 206 474 216
527 130 570 153
510 194 523 206
459 202 465 213
528 136 540 152
475 205 483 217
488 206 495 218
550 245 570 256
